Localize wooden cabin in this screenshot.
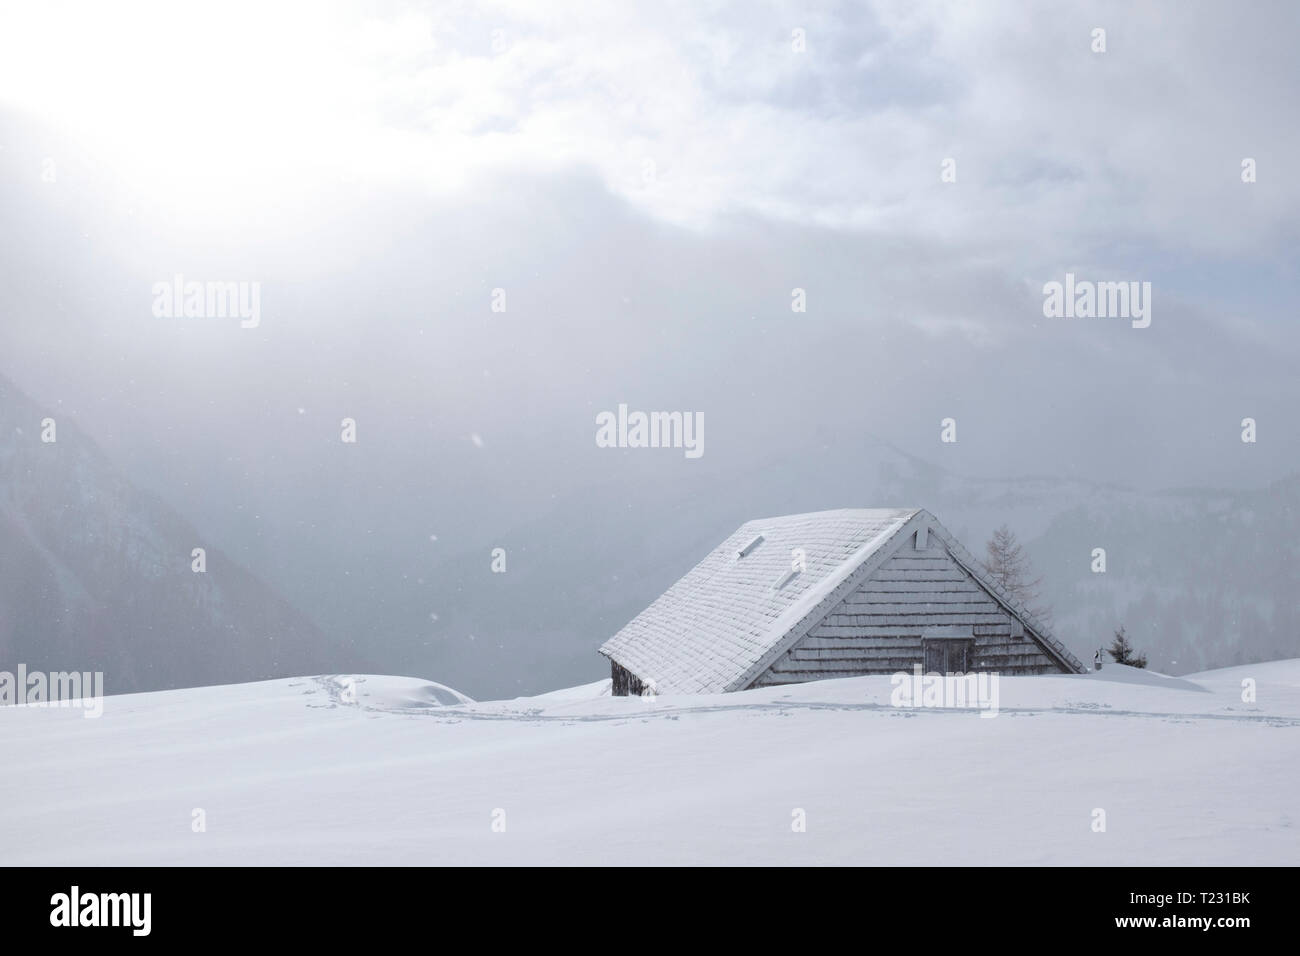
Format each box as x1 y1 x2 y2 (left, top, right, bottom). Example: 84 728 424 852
600 508 1084 695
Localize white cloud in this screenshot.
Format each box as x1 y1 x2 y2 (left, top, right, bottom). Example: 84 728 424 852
0 0 1295 268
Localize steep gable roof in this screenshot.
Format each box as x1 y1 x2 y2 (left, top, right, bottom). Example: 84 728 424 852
599 508 1085 693
599 509 921 693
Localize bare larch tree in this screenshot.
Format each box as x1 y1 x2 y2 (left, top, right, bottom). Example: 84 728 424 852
981 524 1052 625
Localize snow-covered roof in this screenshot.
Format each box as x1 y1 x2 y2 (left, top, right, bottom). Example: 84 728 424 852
601 507 1086 693
600 508 921 694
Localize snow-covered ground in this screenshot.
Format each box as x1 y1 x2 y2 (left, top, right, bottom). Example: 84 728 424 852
1 662 1297 865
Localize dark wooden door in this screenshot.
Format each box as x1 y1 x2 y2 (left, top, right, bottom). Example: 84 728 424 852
923 639 974 674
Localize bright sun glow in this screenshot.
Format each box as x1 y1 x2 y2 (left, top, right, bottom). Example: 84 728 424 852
0 1 472 221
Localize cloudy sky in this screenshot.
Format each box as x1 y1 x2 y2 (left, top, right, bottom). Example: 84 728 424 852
1 1 1296 691
3 1 1297 250
2 0 1294 475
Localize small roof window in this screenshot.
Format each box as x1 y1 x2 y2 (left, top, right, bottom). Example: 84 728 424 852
773 568 800 590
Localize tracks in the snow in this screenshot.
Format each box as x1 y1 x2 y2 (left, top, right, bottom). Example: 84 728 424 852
309 676 1300 728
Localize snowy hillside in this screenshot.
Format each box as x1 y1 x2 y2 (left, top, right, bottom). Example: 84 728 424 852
0 372 367 693
2 662 1297 866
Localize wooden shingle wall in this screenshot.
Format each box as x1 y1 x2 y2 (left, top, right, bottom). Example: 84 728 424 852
752 531 1064 686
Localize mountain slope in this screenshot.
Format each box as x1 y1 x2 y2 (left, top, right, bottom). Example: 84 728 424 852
0 373 364 693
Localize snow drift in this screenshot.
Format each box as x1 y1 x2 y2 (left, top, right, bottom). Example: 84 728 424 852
1 663 1296 865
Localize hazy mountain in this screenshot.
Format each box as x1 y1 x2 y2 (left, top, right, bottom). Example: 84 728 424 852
389 437 1299 696
1038 480 1299 673
0 372 366 694
3 366 1291 699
